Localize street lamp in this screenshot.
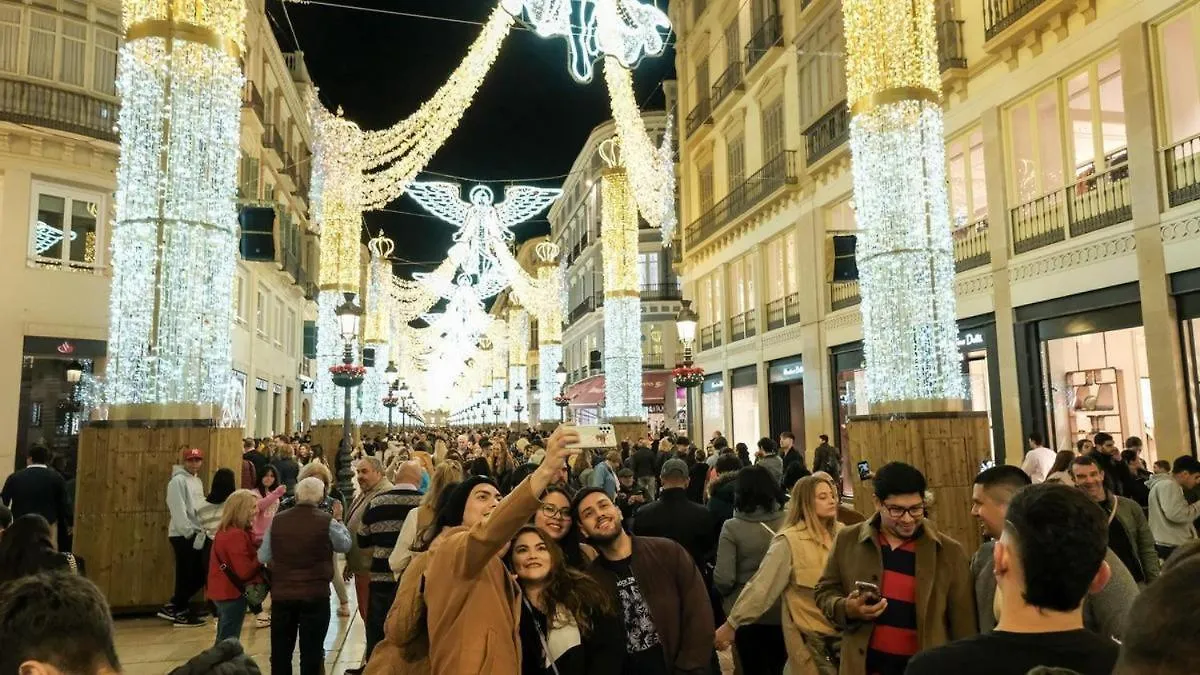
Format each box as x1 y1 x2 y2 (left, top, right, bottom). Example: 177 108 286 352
334 292 363 467
65 360 84 384
675 299 699 367
555 361 567 423
512 382 525 426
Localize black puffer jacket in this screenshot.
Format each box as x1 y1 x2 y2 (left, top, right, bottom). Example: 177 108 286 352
706 471 739 535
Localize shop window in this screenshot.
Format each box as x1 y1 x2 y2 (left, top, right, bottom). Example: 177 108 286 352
1159 10 1200 143
92 29 118 95
256 287 268 338
0 6 20 73
233 274 246 324
731 386 760 450
762 97 785 160
698 161 715 214
1185 319 1200 452
28 182 104 270
1042 326 1155 460
727 133 745 192
58 18 86 86
702 384 724 444
796 10 846 128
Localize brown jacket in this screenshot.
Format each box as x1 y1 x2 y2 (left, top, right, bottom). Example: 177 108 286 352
587 536 715 675
813 516 977 675
367 474 542 675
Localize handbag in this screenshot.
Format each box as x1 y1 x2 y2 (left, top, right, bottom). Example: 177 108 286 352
216 550 270 607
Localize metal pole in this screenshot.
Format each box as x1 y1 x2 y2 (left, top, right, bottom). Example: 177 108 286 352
342 342 353 460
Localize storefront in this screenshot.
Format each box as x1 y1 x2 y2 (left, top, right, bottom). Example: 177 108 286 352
830 314 1003 461
561 371 675 426
730 366 760 448
1014 284 1153 460
767 356 805 441
700 373 724 445
15 337 105 474
1168 271 1200 454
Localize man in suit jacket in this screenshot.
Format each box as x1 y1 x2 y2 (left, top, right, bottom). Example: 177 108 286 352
1 445 71 539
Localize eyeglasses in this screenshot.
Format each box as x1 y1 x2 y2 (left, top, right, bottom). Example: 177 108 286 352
539 503 572 520
883 503 926 520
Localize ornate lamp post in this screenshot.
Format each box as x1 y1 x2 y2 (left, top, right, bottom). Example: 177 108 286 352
334 292 363 470
555 361 568 423
512 382 525 427
675 300 699 367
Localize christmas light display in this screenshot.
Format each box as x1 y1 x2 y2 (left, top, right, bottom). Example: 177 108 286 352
105 0 244 408
599 138 644 418
533 242 563 423
311 103 365 293
604 60 676 238
357 6 516 209
844 0 965 405
314 292 357 422
507 306 530 423
503 0 670 85
364 232 395 344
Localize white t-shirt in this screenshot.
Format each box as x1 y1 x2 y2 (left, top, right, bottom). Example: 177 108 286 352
1021 446 1057 483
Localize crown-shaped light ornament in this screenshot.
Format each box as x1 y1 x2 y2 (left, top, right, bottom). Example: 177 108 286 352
598 136 622 169
367 231 395 259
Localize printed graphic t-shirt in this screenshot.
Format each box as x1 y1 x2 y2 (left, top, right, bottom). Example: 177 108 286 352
598 554 668 675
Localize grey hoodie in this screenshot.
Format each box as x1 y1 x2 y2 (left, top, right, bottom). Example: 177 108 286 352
166 465 205 538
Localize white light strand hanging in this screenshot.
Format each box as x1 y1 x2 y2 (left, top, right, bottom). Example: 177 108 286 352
311 102 365 292
844 0 965 406
313 292 356 422
507 306 529 423
604 58 677 239
364 232 395 344
356 6 516 209
534 241 563 423
598 138 644 418
106 0 244 408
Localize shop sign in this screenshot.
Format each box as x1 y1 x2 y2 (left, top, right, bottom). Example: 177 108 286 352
22 336 107 358
702 376 724 394
645 404 664 413
300 380 316 393
768 357 804 384
957 330 987 350
272 383 284 395
255 378 269 391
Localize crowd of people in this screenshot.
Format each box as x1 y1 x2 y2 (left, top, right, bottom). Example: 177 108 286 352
1 423 1199 675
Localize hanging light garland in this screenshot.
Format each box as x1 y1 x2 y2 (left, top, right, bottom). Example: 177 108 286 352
598 138 644 418
844 0 965 406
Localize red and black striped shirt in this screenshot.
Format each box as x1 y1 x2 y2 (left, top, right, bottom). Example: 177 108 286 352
867 533 919 675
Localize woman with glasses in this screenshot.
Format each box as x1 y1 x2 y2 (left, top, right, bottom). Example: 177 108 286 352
506 525 622 675
713 474 844 675
532 485 592 568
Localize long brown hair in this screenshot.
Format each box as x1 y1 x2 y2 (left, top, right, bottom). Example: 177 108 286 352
507 526 614 635
786 475 838 545
1049 450 1075 476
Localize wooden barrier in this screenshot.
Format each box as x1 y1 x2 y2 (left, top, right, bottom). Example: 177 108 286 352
74 423 243 612
847 411 990 555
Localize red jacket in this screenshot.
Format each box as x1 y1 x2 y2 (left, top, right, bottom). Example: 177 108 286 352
207 528 265 602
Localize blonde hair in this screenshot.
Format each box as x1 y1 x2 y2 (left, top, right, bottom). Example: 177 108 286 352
434 439 449 465
786 475 838 544
218 490 258 531
298 460 332 490
423 460 463 507
278 444 295 459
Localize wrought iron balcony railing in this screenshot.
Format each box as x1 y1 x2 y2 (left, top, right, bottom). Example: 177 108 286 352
0 77 117 143
640 283 683 301
685 150 799 249
803 101 850 166
1010 156 1131 255
1165 133 1200 208
711 61 744 109
984 0 1048 41
953 219 991 272
745 14 784 72
938 19 967 71
699 323 724 351
686 96 713 137
830 280 861 311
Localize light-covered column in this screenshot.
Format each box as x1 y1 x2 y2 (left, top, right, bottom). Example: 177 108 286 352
600 139 644 419
106 0 245 412
844 0 964 409
535 243 563 424
507 305 529 425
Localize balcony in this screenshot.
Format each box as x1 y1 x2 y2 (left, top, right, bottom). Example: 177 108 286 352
1164 133 1200 208
567 293 604 325
302 278 318 301
982 0 1092 59
686 96 713 137
984 0 1046 41
1010 158 1131 255
953 219 992 272
711 61 744 110
766 292 802 331
730 310 757 342
830 280 861 311
938 20 967 71
699 323 724 351
641 283 682 301
745 14 784 73
242 81 264 124
263 125 286 161
803 101 850 167
0 77 117 143
685 150 799 249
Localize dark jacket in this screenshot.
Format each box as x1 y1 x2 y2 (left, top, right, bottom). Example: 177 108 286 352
267 504 334 601
243 450 269 482
686 462 709 504
706 471 739 532
813 443 841 479
1 466 71 527
1090 450 1149 506
272 458 300 493
631 446 659 479
782 448 806 473
587 537 715 675
632 488 717 569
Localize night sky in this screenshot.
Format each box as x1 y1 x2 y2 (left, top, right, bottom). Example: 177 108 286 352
266 0 676 280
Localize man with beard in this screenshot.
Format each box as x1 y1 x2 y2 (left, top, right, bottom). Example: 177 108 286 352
573 487 715 675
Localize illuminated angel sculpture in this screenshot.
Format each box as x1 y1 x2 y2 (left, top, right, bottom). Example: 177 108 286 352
407 182 561 299
503 0 671 83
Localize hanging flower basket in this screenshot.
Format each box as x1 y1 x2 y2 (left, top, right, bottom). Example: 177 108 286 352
672 365 705 389
329 364 367 388
382 395 400 408
553 395 572 408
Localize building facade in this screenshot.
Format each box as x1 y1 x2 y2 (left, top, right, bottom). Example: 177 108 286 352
672 0 1200 463
0 0 318 481
550 112 687 429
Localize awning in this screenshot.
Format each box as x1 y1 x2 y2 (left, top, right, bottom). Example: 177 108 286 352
564 371 675 407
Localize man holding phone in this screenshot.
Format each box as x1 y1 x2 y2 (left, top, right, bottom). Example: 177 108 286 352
815 462 977 674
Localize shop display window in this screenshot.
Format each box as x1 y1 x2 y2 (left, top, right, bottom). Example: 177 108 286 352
1042 326 1155 459
702 390 724 445
1183 319 1200 452
731 386 761 452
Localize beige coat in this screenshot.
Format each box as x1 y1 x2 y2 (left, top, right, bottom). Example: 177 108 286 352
813 516 977 675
